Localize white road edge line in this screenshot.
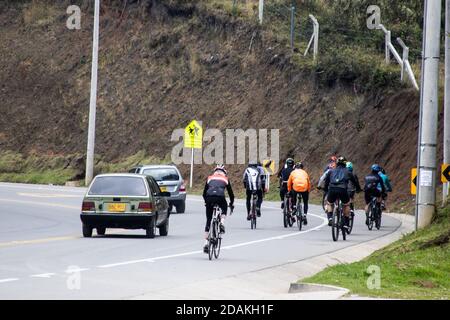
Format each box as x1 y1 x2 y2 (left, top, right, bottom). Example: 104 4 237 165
97 213 328 269
30 273 56 278
65 268 90 273
0 278 19 283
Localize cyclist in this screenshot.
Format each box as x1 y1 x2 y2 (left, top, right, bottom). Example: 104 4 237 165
378 168 392 211
323 155 337 172
278 158 295 209
287 162 311 225
346 161 362 214
323 156 361 230
363 164 386 226
202 165 234 253
243 161 266 220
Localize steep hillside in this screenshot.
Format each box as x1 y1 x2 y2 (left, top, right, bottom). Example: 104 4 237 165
0 0 445 210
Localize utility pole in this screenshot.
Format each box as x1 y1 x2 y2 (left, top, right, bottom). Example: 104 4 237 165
85 0 100 186
416 0 442 230
444 0 450 205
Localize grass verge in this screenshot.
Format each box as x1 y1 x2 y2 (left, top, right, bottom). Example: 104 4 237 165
301 204 450 300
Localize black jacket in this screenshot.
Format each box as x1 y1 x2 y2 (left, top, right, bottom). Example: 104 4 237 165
364 173 386 193
278 166 295 185
324 165 360 191
203 173 234 204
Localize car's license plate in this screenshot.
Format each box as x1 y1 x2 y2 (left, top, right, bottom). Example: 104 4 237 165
108 203 126 212
160 186 167 192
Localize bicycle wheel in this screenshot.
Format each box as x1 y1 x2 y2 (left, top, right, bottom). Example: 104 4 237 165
347 211 354 235
283 200 288 228
368 205 374 231
297 205 303 231
214 224 221 259
331 209 340 241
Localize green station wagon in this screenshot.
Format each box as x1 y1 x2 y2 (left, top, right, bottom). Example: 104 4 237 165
80 173 170 238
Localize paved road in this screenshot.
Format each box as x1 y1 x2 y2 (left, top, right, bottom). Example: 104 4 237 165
0 182 401 299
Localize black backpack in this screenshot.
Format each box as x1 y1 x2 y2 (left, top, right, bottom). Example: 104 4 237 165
330 168 346 186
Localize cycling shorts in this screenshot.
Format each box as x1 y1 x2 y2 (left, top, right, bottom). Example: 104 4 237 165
364 188 381 204
327 187 350 205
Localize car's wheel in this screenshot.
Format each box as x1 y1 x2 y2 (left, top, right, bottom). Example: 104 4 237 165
159 219 169 236
146 217 156 238
82 224 92 238
176 202 185 214
97 227 106 236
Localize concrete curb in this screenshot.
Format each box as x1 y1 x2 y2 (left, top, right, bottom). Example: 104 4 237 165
131 212 415 300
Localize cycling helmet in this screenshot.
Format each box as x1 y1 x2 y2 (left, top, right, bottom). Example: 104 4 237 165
330 156 337 162
214 164 227 175
286 158 295 167
295 162 304 169
248 161 258 168
346 161 353 172
371 164 382 173
337 156 347 166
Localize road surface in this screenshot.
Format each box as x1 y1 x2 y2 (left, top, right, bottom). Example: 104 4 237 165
0 182 401 299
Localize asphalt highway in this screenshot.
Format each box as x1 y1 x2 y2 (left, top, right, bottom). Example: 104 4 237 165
0 182 401 299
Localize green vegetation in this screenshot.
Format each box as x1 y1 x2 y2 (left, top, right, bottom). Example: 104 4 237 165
302 204 450 299
200 0 424 91
0 151 169 186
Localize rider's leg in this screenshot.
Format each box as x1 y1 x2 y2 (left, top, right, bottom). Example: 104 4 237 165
280 186 286 208
301 191 309 224
218 198 227 233
326 189 337 224
245 189 251 218
256 190 263 216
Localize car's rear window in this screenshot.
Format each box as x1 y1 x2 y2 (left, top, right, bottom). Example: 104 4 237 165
142 168 180 181
88 176 147 196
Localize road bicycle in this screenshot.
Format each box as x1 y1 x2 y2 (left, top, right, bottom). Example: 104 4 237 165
331 199 346 241
207 204 233 260
249 191 258 229
293 192 305 231
367 196 382 231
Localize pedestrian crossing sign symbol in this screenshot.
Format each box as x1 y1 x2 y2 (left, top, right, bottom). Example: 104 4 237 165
184 120 202 149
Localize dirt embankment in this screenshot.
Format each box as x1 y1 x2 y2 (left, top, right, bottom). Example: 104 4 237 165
0 0 444 210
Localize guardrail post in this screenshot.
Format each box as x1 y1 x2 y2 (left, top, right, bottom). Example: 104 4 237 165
397 38 409 81
386 30 391 64
304 15 319 62
259 0 264 25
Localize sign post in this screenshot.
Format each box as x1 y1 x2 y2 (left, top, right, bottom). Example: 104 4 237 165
184 120 203 189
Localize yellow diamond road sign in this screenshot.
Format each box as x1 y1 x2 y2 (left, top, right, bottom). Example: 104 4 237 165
263 159 276 175
184 120 202 149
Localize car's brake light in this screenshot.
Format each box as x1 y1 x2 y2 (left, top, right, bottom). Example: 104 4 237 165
179 183 186 192
138 202 153 212
82 201 95 211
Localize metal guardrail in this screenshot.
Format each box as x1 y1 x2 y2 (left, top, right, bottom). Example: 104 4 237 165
377 24 419 91
304 14 319 62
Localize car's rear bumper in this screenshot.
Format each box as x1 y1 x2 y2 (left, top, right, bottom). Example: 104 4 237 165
80 212 155 229
168 192 186 204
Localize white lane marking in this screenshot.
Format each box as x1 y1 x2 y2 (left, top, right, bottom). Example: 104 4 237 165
0 278 19 283
65 268 89 273
30 273 55 278
97 213 327 269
